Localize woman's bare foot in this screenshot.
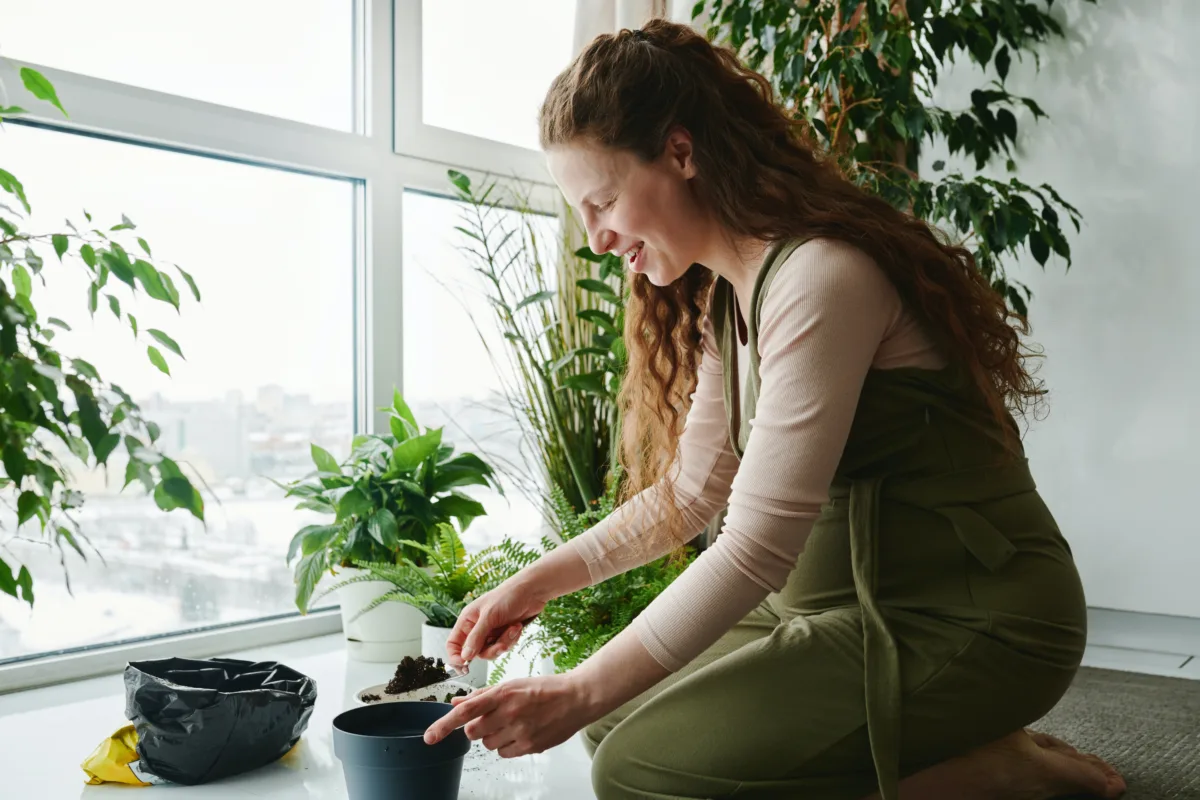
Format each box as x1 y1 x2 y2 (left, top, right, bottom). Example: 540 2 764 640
860 728 1125 800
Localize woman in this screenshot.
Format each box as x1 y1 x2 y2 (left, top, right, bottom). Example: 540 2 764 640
423 19 1125 800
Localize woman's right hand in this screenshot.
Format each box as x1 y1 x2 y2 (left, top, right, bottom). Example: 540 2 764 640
446 578 547 669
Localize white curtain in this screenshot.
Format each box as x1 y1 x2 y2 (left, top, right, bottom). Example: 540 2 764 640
573 0 699 53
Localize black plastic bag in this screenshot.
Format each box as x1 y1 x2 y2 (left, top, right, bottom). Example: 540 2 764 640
124 657 317 785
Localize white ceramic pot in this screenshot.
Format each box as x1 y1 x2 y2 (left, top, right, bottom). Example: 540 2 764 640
335 567 425 663
421 622 488 687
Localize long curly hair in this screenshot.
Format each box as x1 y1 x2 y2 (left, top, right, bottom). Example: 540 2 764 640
540 19 1043 546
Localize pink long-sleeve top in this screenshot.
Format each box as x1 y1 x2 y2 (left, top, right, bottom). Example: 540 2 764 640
561 238 947 672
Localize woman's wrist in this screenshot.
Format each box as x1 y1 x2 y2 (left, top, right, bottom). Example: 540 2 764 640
513 543 594 603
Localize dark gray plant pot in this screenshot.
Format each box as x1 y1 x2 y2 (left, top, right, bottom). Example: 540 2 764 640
333 702 470 800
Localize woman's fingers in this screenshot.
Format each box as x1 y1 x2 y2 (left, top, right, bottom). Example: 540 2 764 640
476 624 523 660
423 689 501 744
445 605 480 667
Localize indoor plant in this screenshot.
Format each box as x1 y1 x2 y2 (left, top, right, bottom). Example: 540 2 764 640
282 389 497 661
317 522 502 686
1 64 204 606
482 471 695 682
695 0 1091 315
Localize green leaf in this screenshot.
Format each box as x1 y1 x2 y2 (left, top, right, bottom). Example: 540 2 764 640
0 168 31 214
294 551 329 613
107 294 121 319
368 508 400 548
995 45 1011 81
137 237 152 256
434 493 487 524
515 289 555 311
79 244 97 268
1029 232 1050 266
391 389 418 429
101 250 136 287
132 260 176 307
71 358 100 381
95 433 121 464
389 415 413 442
175 265 201 302
128 314 138 337
576 279 619 303
574 246 605 263
0 105 28 116
299 524 340 556
147 329 184 358
154 476 205 518
26 247 44 273
88 282 99 315
52 234 69 260
390 428 443 472
47 317 71 331
146 420 161 442
578 309 617 335
447 169 471 195
561 371 607 395
0 559 19 600
17 491 44 527
146 345 170 375
58 526 87 559
19 67 67 116
16 566 34 605
337 486 374 521
12 264 32 298
124 458 156 492
311 443 342 475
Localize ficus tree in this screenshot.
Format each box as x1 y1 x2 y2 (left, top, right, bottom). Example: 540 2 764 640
696 0 1093 315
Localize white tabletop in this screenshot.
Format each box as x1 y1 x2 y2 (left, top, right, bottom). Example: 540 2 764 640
0 634 596 798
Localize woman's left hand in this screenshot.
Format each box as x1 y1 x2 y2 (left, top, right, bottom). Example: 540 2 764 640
423 673 598 758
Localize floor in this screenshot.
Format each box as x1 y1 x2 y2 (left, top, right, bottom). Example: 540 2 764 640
0 608 1195 799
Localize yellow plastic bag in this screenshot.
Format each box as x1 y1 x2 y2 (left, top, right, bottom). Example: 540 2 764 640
82 724 152 786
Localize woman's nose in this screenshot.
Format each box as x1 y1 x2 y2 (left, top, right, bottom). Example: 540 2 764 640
588 226 615 256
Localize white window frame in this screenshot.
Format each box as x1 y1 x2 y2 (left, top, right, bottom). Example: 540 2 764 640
0 0 562 694
392 0 554 184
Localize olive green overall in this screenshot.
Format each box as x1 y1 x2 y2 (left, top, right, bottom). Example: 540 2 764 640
583 240 1088 800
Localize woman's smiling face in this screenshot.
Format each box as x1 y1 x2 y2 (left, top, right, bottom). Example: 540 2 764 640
546 131 710 287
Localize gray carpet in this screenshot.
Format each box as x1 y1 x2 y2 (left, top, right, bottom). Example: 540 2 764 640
1033 667 1200 799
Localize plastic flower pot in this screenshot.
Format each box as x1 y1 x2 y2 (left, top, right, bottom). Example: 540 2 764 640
333 701 469 800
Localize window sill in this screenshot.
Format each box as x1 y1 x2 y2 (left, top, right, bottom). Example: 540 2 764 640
0 609 343 695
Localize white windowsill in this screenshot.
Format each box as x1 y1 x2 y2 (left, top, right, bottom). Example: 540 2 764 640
0 609 343 695
0 632 596 798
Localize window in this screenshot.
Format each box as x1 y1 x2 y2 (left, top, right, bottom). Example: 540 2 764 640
421 0 577 151
1 0 357 131
0 0 566 682
401 190 557 550
0 126 356 661
394 0 576 181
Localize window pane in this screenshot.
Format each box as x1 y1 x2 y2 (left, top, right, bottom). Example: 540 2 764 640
422 0 576 150
0 127 356 661
1 0 355 131
402 191 554 549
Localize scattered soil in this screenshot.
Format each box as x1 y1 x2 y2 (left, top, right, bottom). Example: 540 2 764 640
446 688 469 702
384 655 450 694
360 693 381 703
420 694 438 702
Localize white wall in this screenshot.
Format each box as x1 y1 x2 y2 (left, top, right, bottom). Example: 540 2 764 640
930 0 1200 617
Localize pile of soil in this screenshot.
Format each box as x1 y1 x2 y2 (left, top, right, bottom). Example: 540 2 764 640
360 693 381 703
384 655 450 694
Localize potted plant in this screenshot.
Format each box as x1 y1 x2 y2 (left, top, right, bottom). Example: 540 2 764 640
282 390 498 662
317 522 504 687
483 472 695 682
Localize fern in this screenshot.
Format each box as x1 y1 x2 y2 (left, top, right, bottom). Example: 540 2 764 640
488 472 697 680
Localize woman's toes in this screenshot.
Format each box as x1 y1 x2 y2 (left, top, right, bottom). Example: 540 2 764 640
1026 729 1078 754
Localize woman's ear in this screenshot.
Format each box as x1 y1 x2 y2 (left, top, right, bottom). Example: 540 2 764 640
662 127 697 180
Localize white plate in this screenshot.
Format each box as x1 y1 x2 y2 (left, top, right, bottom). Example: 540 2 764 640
356 678 476 705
